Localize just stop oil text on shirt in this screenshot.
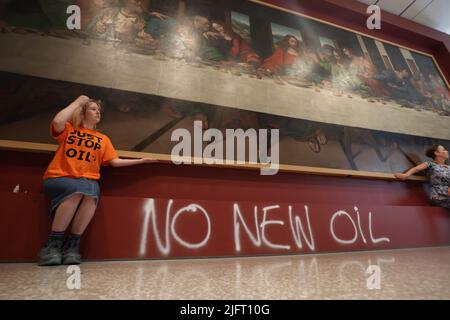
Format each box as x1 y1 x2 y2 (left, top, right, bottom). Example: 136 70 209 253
43 121 118 180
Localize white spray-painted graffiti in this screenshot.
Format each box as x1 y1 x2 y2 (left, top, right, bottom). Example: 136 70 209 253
140 199 212 256
138 199 391 256
329 207 390 245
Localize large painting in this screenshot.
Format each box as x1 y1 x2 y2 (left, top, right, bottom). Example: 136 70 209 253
0 0 449 176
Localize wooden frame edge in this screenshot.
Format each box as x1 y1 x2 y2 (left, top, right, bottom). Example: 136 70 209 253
0 139 426 181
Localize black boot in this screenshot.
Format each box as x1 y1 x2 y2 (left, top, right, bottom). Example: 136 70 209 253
38 239 64 266
62 236 82 265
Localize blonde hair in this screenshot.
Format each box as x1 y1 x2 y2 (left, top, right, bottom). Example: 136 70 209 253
72 99 103 130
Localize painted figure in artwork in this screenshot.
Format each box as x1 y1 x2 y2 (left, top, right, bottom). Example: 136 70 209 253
259 35 300 76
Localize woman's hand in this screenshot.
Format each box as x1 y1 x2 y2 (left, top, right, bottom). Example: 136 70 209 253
394 172 408 180
76 95 90 105
394 163 427 181
141 158 159 164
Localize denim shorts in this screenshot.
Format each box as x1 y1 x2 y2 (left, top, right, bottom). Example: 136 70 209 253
43 177 100 219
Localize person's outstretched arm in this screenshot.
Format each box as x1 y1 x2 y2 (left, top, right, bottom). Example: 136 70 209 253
52 95 90 133
109 158 159 168
394 162 428 180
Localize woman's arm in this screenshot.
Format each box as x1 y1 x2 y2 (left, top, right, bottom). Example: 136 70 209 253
52 95 90 133
394 162 429 180
109 158 158 168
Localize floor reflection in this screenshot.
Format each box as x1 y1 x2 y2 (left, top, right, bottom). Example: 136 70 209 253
1 247 449 299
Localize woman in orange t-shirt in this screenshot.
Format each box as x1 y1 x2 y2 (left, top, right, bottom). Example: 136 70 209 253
39 95 157 266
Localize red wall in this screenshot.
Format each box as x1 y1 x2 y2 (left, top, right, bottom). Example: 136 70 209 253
1 192 449 261
0 150 434 206
1 149 449 262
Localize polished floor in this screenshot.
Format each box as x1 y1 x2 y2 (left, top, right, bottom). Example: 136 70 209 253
1 247 449 299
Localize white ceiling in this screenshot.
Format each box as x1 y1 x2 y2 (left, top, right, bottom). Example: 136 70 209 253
356 0 450 35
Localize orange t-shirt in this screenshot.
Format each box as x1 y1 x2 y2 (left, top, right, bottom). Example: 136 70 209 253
43 121 119 180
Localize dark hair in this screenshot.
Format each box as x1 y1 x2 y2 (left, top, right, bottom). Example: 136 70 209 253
425 145 440 159
277 34 299 51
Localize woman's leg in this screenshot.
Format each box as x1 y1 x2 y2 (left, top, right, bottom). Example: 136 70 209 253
39 194 83 266
51 193 84 232
70 196 97 235
62 196 97 265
